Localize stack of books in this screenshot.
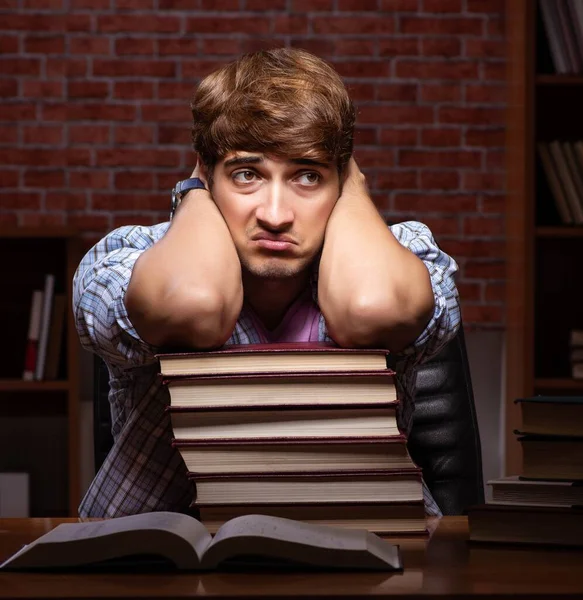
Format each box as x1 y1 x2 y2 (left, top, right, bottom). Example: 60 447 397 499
569 329 583 379
468 395 583 546
157 342 427 535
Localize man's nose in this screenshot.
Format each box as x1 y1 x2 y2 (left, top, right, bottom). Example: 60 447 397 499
255 181 294 230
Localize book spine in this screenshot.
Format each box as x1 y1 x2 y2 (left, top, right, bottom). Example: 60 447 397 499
189 468 423 480
35 273 55 381
22 290 43 381
161 370 397 383
172 435 408 446
167 401 398 413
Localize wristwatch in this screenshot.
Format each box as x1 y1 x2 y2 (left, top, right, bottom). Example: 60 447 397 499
170 177 207 220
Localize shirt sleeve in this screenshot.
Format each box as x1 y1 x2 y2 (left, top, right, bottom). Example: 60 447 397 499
390 220 461 367
73 223 170 369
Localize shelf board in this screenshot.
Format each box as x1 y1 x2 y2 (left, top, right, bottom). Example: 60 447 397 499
536 226 583 238
0 379 70 392
534 378 583 391
536 74 583 86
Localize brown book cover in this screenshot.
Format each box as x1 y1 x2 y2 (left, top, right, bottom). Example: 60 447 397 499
173 435 407 446
514 396 583 437
188 468 422 481
156 342 392 376
162 369 397 383
516 434 583 480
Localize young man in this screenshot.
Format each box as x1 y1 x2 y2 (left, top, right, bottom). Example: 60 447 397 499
74 48 460 518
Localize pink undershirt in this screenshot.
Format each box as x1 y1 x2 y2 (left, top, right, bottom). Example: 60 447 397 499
244 288 321 343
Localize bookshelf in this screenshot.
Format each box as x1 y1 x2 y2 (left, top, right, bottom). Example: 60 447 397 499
0 227 82 516
506 2 583 474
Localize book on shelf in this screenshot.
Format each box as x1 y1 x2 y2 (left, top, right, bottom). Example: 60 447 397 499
569 329 583 347
189 470 424 505
517 434 583 480
488 475 583 507
537 142 573 224
515 396 583 436
548 140 583 224
44 293 66 381
173 437 415 474
198 503 427 535
164 371 397 409
35 273 55 381
22 289 43 381
157 342 391 377
539 0 571 74
554 0 583 73
0 511 402 572
467 503 583 547
169 404 400 441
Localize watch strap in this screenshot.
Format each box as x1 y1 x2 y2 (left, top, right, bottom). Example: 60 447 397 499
171 177 207 220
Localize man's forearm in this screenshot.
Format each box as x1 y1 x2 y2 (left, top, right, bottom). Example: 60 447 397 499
318 168 434 352
126 189 243 349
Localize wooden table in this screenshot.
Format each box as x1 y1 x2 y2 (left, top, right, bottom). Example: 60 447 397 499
1 516 583 599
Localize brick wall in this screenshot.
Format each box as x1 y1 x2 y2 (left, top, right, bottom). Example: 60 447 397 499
0 0 506 329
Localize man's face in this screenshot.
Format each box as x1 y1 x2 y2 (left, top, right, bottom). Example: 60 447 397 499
210 152 340 281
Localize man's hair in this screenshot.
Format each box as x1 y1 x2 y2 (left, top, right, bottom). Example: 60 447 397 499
190 48 355 178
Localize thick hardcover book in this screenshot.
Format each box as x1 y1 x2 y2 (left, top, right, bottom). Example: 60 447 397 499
172 436 415 474
515 396 583 436
468 503 583 547
516 434 583 480
0 511 402 572
197 502 427 535
189 469 423 505
170 405 399 441
156 342 392 377
164 370 397 409
488 475 583 507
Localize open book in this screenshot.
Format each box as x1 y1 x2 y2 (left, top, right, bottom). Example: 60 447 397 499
0 511 402 572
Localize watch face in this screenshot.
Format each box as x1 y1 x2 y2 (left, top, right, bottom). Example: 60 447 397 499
170 188 180 220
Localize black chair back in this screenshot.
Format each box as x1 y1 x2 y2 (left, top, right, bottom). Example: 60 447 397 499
93 325 484 514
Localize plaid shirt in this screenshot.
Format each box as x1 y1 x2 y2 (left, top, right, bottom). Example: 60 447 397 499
73 220 460 518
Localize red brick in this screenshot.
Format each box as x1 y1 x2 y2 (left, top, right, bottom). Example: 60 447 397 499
92 192 167 210
439 106 504 126
68 81 110 98
292 0 333 9
457 282 482 302
159 125 190 145
0 58 41 76
465 39 505 59
400 16 482 35
96 148 181 167
486 150 504 169
421 128 461 147
114 81 155 99
69 170 111 189
159 0 199 6
421 38 461 57
346 83 376 101
200 0 239 7
422 0 462 11
419 170 460 190
157 38 199 56
114 125 155 144
0 35 19 54
481 195 505 213
185 17 270 34
68 213 111 231
115 171 155 190
115 38 156 56
21 213 67 227
24 35 65 54
116 0 155 7
0 103 36 120
377 171 417 190
45 192 88 210
24 0 63 7
358 106 434 125
21 81 63 98
393 193 477 212
467 0 504 13
156 172 179 190
400 149 481 169
485 281 505 302
377 83 417 102
464 260 504 279
2 14 90 31
71 0 109 7
354 128 378 145
0 169 19 187
440 238 504 259
379 128 417 146
461 304 503 325
141 103 188 123
97 15 180 33
333 39 376 57
0 213 17 226
24 170 65 188
239 38 284 54
69 125 111 144
44 104 136 122
396 60 479 80
0 192 41 210
246 0 286 8
418 215 460 236
462 171 505 191
487 18 504 37
465 83 506 103
421 83 461 102
463 216 504 236
201 38 242 55
337 0 378 9
158 82 195 100
483 62 505 81
182 60 227 79
93 59 176 78
465 128 504 147
22 125 63 145
380 0 418 10
0 79 18 96
274 15 309 34
70 36 111 55
313 16 395 34
46 58 87 77
353 148 395 168
112 214 159 228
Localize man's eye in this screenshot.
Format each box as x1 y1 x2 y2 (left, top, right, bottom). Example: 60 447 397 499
297 172 321 186
233 171 257 183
